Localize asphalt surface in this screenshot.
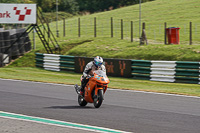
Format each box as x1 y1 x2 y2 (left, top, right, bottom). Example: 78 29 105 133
0 117 93 133
0 78 200 133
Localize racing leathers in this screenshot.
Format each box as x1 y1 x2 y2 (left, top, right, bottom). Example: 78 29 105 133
80 61 106 93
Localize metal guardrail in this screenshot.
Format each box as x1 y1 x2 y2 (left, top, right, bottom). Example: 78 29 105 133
132 60 200 84
35 53 75 71
35 53 200 84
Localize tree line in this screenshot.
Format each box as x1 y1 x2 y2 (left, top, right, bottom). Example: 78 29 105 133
0 0 154 14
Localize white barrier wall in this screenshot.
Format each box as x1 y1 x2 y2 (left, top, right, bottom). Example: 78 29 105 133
150 61 176 82
43 54 60 71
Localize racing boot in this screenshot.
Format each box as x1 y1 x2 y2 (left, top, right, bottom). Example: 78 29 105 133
80 82 85 96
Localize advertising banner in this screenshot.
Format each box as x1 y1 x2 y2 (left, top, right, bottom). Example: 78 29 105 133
75 57 132 78
0 4 36 24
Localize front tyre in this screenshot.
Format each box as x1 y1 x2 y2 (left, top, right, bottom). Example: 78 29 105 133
94 89 104 108
78 95 87 106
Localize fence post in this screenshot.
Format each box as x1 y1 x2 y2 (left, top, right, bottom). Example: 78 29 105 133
78 18 80 37
131 21 133 42
164 22 167 44
94 17 96 37
142 22 145 30
63 18 65 37
121 19 123 40
190 22 192 45
140 22 148 45
111 17 113 38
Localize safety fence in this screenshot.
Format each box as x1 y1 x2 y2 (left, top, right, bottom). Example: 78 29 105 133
35 53 75 71
35 53 200 85
132 60 200 84
50 17 200 45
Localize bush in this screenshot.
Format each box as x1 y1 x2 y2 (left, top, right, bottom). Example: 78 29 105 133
59 0 79 14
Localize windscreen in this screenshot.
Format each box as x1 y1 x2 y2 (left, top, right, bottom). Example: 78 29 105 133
93 70 107 78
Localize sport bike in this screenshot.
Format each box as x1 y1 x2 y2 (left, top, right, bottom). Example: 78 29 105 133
74 70 110 108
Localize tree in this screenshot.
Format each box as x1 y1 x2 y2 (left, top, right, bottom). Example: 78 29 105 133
0 0 155 14
41 0 53 12
76 0 155 13
0 0 35 3
59 0 79 14
0 0 19 3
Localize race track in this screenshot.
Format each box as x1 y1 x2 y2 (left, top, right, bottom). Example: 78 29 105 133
0 78 200 133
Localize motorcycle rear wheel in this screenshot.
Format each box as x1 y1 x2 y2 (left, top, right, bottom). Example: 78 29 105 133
78 95 87 106
94 89 104 108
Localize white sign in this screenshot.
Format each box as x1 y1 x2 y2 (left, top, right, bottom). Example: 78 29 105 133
0 4 36 24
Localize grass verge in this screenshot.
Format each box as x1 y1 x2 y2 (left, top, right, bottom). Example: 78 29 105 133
0 67 199 97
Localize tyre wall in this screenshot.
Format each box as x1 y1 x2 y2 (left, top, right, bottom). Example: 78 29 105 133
0 28 32 66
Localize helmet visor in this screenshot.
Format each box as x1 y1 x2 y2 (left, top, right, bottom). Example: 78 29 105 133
94 60 103 67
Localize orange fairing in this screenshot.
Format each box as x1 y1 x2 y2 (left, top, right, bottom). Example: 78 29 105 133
84 70 109 103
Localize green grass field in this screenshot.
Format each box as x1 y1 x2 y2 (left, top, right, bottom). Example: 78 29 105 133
33 0 200 61
1 0 200 97
0 67 200 96
49 0 200 44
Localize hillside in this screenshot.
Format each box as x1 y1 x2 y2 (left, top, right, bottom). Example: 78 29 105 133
50 0 200 43
8 0 200 67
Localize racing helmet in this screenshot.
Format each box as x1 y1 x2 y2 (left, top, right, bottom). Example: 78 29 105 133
94 56 103 67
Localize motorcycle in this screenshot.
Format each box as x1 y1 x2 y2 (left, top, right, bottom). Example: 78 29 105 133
74 70 110 108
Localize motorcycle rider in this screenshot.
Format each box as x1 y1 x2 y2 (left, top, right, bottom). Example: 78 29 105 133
80 56 106 95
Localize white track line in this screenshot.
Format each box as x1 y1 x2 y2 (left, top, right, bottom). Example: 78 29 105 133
0 111 131 133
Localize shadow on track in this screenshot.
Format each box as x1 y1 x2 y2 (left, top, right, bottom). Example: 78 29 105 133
45 105 93 109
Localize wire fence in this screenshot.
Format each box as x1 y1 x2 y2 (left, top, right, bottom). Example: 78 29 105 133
48 17 200 45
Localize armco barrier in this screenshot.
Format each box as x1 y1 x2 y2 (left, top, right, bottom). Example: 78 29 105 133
36 53 132 78
35 53 200 84
175 61 200 84
132 60 200 84
35 53 75 71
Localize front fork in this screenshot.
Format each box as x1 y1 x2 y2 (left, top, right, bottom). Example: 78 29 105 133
94 87 104 100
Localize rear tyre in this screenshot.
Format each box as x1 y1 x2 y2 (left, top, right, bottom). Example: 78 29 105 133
78 95 87 106
94 89 104 108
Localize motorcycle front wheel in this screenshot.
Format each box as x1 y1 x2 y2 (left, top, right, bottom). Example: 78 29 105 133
93 89 104 108
78 95 87 106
